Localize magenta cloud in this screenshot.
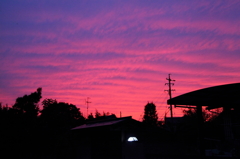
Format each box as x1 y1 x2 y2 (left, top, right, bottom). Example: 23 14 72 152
1 0 240 120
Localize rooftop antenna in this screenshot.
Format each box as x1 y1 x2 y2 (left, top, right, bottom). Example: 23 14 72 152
85 97 91 116
165 74 175 118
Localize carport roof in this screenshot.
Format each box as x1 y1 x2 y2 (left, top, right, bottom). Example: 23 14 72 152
167 83 240 110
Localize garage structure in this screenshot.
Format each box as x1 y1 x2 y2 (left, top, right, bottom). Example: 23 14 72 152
167 83 240 157
71 116 145 159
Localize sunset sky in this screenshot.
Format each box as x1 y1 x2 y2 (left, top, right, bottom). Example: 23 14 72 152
1 0 240 120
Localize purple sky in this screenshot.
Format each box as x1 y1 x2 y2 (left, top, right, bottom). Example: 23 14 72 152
1 0 240 120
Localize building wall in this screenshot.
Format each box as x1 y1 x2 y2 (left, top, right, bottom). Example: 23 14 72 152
73 128 146 159
122 142 144 159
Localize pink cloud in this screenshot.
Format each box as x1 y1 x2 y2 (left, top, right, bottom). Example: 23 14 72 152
1 0 240 120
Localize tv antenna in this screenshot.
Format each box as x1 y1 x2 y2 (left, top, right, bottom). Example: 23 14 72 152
85 97 91 116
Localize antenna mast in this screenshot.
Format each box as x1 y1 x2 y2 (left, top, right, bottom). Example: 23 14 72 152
85 97 91 116
165 74 175 118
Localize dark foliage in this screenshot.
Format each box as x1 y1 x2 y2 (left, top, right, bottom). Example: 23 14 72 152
142 102 158 126
39 98 85 158
41 98 85 128
87 112 94 120
12 87 42 117
87 110 116 121
94 109 102 118
182 107 214 122
1 88 43 159
0 89 87 159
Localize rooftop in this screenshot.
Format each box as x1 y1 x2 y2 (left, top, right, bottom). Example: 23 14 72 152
71 116 133 130
167 83 240 109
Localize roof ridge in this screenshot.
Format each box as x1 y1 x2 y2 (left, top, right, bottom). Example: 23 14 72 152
86 116 132 124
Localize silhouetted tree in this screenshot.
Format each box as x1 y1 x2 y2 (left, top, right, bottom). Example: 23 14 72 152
183 107 218 123
1 88 42 159
40 99 85 158
41 98 85 128
42 98 57 108
143 102 158 126
88 113 94 120
102 111 110 116
94 110 112 118
95 109 101 118
178 108 222 144
12 87 42 117
0 103 14 158
87 110 116 122
0 103 10 118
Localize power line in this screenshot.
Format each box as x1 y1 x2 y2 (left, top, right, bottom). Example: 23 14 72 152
158 93 169 120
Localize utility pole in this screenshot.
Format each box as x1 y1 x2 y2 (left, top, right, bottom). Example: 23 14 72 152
85 97 91 116
165 74 175 118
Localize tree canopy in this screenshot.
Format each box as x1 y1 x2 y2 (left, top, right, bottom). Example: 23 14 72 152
0 88 119 158
12 87 42 117
142 102 158 126
41 98 85 128
87 110 116 121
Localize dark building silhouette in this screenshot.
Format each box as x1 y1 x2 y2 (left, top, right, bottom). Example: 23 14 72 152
71 115 195 159
168 83 240 157
71 116 145 159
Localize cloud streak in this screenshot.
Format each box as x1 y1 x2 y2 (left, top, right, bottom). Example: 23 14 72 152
1 0 240 119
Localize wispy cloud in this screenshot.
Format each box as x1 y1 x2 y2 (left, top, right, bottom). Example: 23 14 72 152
1 0 240 119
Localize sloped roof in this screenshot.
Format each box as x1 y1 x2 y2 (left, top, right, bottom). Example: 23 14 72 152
167 83 240 109
71 116 133 130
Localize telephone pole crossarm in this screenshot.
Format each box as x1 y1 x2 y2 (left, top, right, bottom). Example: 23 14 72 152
165 74 175 118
